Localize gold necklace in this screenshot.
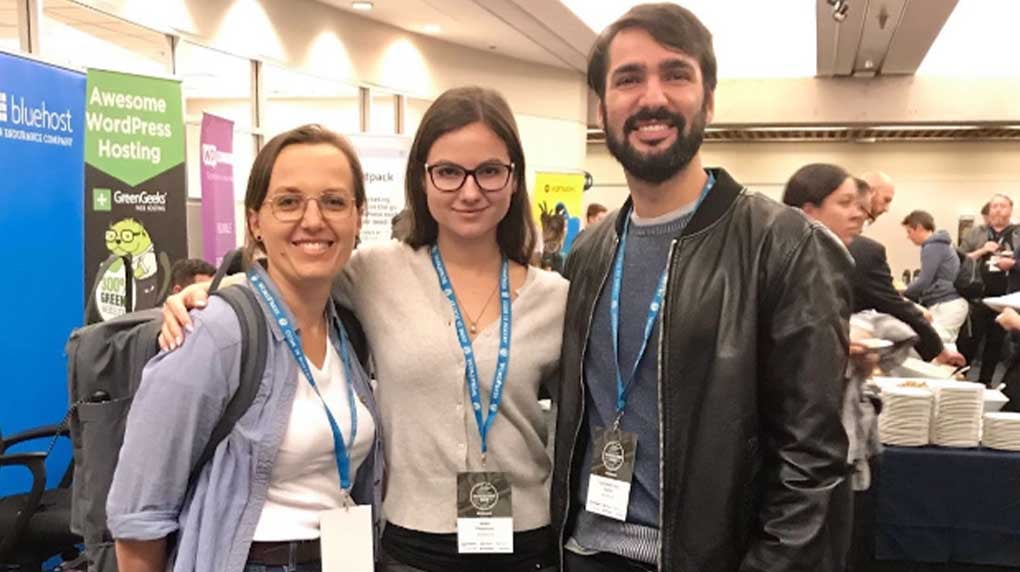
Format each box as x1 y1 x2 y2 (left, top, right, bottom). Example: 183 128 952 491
461 285 499 334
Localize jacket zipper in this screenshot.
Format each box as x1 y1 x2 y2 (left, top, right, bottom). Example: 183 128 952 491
656 237 679 572
559 235 619 570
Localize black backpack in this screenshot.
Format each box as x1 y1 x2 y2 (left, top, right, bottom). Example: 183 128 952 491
954 248 985 300
65 249 268 571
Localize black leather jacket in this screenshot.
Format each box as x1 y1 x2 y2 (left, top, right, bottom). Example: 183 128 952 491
552 168 853 571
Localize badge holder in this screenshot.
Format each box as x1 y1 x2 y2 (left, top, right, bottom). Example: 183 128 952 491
321 493 374 572
585 418 637 522
457 460 513 554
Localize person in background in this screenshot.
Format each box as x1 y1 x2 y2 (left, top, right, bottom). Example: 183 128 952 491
959 194 1018 386
572 203 610 251
585 203 608 227
850 173 964 367
109 125 383 572
993 308 1020 411
861 171 895 224
553 5 853 571
782 163 865 246
782 162 884 572
390 207 412 241
170 258 216 294
900 210 968 345
162 88 567 572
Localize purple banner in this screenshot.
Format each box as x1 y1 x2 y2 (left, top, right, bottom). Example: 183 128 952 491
200 113 236 266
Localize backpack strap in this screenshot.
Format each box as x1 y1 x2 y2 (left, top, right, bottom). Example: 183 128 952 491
186 285 268 488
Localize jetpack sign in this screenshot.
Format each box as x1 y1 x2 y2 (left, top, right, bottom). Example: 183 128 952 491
84 69 187 321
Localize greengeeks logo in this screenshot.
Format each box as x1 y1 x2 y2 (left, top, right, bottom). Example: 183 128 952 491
93 188 112 212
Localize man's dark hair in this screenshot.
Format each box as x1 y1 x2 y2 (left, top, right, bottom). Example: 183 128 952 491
981 202 991 216
171 258 216 289
781 163 851 209
586 203 608 221
901 210 935 232
587 3 717 101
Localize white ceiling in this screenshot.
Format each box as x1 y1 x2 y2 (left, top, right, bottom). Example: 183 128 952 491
321 0 1020 79
43 0 169 67
316 0 592 70
0 0 19 41
561 0 819 79
917 0 1020 77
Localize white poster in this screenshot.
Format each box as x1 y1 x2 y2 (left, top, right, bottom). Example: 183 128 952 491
349 135 412 245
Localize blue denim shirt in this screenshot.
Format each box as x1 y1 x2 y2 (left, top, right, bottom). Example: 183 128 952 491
107 267 384 572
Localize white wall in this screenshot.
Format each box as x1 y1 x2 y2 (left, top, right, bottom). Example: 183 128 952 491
586 141 1020 276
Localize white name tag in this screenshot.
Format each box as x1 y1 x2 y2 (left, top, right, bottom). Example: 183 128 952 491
456 516 514 554
320 504 374 572
586 473 633 521
456 471 513 553
585 428 637 522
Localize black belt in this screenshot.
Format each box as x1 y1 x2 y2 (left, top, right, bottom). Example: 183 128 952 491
247 539 320 566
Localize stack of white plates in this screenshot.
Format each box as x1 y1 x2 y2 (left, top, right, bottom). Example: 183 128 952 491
931 382 985 448
878 385 934 446
982 412 1020 451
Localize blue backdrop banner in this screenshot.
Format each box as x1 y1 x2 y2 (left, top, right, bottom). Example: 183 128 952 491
0 50 86 495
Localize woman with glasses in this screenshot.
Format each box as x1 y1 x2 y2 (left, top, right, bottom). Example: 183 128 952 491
108 125 383 572
161 87 567 571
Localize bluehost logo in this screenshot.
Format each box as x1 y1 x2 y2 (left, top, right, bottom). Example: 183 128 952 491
0 91 73 132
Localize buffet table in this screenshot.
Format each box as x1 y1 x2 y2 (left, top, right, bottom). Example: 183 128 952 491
868 445 1020 571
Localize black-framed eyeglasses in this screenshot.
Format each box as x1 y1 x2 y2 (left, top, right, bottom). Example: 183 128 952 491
425 161 514 192
105 228 147 243
265 192 355 222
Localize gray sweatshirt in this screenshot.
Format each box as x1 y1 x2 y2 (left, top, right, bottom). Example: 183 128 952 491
903 229 961 305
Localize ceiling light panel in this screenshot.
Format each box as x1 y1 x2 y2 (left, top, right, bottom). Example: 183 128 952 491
559 0 816 78
917 0 1020 77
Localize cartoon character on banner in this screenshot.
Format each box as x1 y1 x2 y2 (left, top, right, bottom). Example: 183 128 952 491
93 218 172 321
539 201 567 274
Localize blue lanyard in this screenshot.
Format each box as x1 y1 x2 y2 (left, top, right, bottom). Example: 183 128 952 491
247 269 358 490
430 246 512 457
610 173 715 419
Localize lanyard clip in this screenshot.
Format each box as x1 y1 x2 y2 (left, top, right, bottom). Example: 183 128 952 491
481 451 488 468
611 411 624 433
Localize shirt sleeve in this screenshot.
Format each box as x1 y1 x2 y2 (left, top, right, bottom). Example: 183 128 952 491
106 299 242 540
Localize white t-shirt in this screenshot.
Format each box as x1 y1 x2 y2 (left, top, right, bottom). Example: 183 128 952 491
253 340 375 541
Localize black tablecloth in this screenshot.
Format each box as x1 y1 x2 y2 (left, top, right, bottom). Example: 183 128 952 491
875 446 1020 568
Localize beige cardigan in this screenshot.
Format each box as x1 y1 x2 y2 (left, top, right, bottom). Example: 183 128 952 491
335 240 568 533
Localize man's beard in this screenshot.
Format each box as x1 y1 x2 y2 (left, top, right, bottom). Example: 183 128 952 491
605 105 706 184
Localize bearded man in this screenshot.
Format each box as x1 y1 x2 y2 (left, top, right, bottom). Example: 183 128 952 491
552 4 854 571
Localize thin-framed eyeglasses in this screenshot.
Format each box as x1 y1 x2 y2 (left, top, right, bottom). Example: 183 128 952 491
265 192 355 222
106 228 147 243
425 161 514 192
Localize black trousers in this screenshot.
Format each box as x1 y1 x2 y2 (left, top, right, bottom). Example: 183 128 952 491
848 456 881 572
961 302 1008 385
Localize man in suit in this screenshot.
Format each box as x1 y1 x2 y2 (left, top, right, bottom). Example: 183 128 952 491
851 172 965 366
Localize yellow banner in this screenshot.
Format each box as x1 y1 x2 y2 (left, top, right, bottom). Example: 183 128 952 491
533 171 584 271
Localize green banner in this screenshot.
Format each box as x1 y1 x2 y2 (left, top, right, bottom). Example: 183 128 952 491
85 69 184 185
84 69 187 322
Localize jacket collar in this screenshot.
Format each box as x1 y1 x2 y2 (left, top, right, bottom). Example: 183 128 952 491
613 167 744 238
